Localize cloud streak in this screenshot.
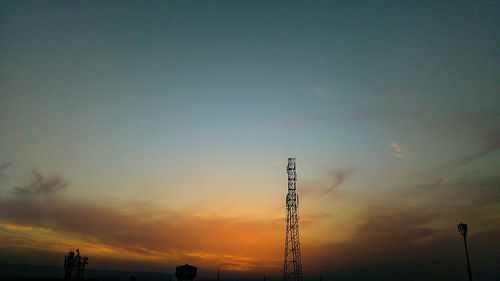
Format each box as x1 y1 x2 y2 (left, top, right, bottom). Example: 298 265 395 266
13 168 67 196
0 162 11 183
0 167 498 278
417 130 500 176
318 168 354 197
0 198 283 272
389 142 404 157
453 130 500 167
300 167 354 199
0 170 284 271
304 208 500 280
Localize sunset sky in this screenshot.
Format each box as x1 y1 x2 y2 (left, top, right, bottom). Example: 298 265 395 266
0 1 499 280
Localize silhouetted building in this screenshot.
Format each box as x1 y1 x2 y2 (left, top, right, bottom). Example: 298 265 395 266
175 264 197 281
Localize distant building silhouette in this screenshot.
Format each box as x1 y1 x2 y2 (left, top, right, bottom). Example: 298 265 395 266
175 264 197 281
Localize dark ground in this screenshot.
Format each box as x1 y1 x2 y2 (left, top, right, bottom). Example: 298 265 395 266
0 265 172 281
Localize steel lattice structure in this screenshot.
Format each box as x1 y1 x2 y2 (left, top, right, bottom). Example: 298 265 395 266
283 157 303 281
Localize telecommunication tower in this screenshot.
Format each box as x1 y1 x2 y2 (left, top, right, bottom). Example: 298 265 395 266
283 158 303 281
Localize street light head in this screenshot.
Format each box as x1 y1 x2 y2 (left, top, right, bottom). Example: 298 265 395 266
458 223 468 236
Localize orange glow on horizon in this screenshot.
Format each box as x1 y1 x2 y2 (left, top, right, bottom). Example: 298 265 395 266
0 219 285 272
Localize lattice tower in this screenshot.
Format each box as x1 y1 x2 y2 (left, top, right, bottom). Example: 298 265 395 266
283 157 303 281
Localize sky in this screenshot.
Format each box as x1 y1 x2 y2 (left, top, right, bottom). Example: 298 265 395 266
0 0 499 280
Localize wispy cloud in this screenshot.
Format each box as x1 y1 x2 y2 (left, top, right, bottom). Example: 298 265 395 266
13 168 67 196
0 198 283 272
389 142 404 157
0 162 11 183
0 169 283 272
453 130 500 167
418 130 500 175
319 168 354 197
1 167 499 277
314 86 340 99
304 206 500 277
300 166 354 200
401 175 500 208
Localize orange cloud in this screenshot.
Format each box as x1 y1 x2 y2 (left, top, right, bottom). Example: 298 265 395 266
0 198 283 273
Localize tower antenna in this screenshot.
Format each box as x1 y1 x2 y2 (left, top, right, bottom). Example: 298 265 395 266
283 157 303 281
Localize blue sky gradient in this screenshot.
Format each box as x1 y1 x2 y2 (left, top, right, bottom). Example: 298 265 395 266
0 1 499 279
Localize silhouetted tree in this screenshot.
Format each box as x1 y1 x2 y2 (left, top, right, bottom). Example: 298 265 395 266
64 249 88 280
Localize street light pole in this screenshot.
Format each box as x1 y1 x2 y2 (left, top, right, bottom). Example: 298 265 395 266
457 223 472 281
